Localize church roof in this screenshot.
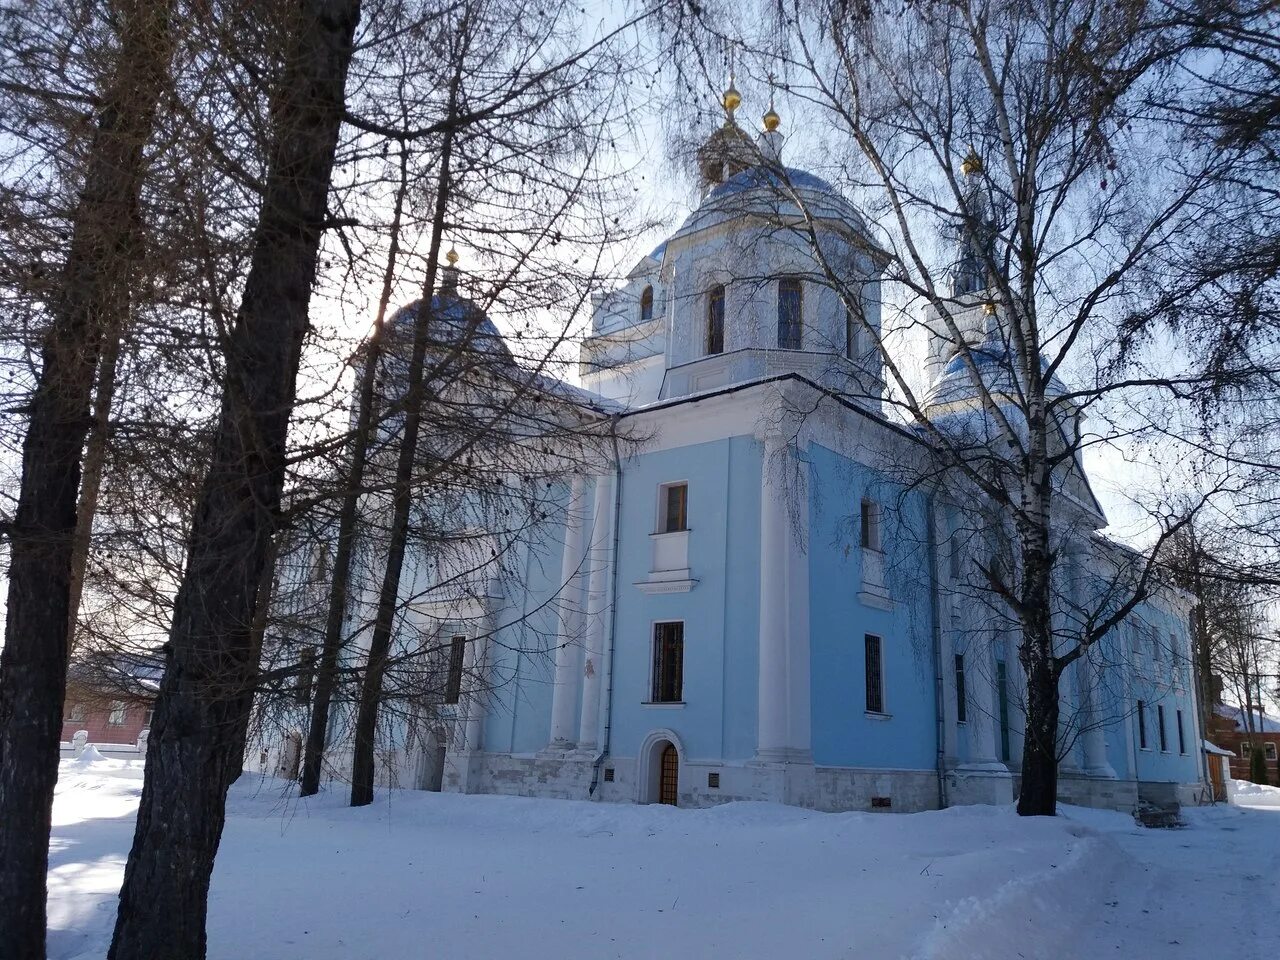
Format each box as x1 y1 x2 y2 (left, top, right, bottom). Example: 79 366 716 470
387 294 512 362
667 161 878 249
923 336 1069 415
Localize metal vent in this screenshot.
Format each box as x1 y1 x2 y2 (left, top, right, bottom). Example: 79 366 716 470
707 772 720 789
871 796 892 809
603 767 615 782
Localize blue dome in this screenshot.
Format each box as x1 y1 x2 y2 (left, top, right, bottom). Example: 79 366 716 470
668 162 874 245
923 337 1071 443
706 165 840 201
387 295 511 361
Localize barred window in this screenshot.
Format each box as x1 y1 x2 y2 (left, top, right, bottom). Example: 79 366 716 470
955 653 967 723
652 622 684 703
865 634 884 714
444 636 466 705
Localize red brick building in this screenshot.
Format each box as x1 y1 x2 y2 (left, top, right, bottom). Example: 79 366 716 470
60 652 163 746
1208 703 1280 783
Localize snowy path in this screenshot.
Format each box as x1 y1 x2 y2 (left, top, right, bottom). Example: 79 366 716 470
45 759 1280 960
1059 803 1280 960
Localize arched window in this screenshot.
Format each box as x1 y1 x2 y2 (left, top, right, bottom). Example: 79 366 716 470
778 278 802 349
640 284 654 321
706 284 725 355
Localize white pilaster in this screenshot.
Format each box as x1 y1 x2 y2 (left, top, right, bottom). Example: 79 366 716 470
461 577 503 754
577 472 616 751
755 429 811 764
548 475 587 749
1081 653 1117 778
962 644 1005 768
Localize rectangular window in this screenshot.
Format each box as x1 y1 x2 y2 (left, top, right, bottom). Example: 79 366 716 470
1177 709 1186 754
777 278 803 349
1157 704 1168 751
296 649 316 706
1240 743 1252 760
1268 743 1278 762
1137 700 1147 749
107 701 126 726
706 285 725 355
996 660 1010 762
845 307 857 360
660 483 688 533
444 636 466 705
66 702 86 723
860 499 881 551
865 634 884 714
954 653 967 723
652 622 684 703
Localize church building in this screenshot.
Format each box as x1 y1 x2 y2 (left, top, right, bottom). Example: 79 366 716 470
268 85 1206 815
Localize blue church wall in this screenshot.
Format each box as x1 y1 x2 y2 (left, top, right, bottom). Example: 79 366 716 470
608 435 762 763
1126 599 1200 785
480 487 574 756
806 441 938 771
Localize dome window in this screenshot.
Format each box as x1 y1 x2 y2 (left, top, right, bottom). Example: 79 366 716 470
778 278 803 350
640 285 654 322
706 285 725 355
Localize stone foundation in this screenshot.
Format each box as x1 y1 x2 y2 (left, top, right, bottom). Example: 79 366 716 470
444 750 1204 817
1054 773 1140 811
446 751 943 813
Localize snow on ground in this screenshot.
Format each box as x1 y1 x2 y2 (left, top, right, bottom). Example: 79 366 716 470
47 759 1280 960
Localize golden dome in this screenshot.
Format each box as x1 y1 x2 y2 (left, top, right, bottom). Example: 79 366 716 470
722 83 742 114
961 148 984 177
982 300 998 316
763 107 781 132
446 247 459 266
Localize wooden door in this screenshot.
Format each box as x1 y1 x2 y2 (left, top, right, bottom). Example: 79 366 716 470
659 743 679 806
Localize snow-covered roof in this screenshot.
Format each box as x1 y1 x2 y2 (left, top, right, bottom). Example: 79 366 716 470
528 372 624 416
1216 703 1280 733
1204 740 1234 756
387 295 511 361
923 336 1070 415
666 162 881 251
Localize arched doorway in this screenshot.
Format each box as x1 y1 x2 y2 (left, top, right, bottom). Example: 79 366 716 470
638 730 684 806
414 729 447 792
659 743 679 806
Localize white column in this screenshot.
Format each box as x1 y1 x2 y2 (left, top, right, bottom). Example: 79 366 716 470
577 472 615 751
962 643 1004 767
548 475 587 749
1005 641 1026 770
752 427 811 764
1057 662 1081 773
1081 654 1117 778
462 577 503 753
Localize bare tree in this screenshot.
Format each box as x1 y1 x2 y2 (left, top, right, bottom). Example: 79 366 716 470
106 0 363 954
0 1 176 953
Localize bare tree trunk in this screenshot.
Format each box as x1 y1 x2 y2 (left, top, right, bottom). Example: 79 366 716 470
1017 493 1060 817
67 325 125 655
349 71 461 808
0 3 174 955
107 1 362 956
300 138 411 798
